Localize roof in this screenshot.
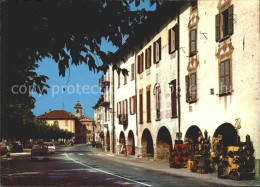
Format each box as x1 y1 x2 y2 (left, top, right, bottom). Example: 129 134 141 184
37 110 77 119
92 95 104 109
112 2 181 62
78 115 94 122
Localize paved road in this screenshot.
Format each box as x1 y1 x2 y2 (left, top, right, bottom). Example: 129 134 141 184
0 144 253 186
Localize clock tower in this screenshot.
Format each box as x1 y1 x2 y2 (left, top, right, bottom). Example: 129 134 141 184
74 100 82 117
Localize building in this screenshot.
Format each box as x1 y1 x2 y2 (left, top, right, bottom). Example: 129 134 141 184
37 100 94 144
97 0 260 161
93 96 105 145
37 109 77 134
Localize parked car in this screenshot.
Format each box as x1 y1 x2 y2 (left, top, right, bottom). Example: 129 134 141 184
95 141 102 148
0 143 10 158
10 141 23 153
31 144 50 160
43 142 55 154
86 141 95 146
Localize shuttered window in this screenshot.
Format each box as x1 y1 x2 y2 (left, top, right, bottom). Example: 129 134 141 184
185 75 190 103
118 73 120 88
139 91 143 124
138 53 144 74
131 63 134 80
155 85 161 120
190 73 197 101
146 87 151 122
125 99 128 115
171 79 177 117
145 46 151 69
215 14 220 42
124 74 127 85
153 38 161 64
189 29 196 56
220 60 231 94
129 95 136 115
216 5 233 41
105 108 107 122
169 26 178 54
119 102 121 115
117 102 119 117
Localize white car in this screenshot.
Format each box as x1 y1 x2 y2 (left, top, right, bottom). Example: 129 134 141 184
43 142 55 154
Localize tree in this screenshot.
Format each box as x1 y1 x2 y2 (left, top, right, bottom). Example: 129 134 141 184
1 0 161 139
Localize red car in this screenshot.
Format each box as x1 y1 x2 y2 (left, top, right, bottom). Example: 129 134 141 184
31 144 50 160
0 143 10 158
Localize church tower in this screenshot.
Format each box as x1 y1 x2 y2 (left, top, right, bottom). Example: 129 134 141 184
74 100 82 117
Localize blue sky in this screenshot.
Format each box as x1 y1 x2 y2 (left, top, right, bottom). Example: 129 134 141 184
32 2 156 118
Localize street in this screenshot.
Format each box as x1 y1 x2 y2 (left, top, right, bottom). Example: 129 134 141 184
0 144 258 186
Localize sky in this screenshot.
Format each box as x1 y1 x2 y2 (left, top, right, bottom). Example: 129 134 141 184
32 1 156 119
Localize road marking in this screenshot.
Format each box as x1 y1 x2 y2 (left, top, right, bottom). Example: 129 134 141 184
65 149 151 187
78 153 84 156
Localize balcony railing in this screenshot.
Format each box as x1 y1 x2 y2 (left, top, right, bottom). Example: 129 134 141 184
118 114 128 125
99 75 110 87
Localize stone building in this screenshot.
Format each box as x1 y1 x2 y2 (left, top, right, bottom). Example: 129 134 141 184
97 0 260 160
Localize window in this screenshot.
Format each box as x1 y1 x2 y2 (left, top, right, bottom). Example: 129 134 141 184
117 102 122 117
146 86 151 122
124 74 127 85
153 38 161 64
185 73 197 103
219 60 231 94
118 73 120 88
189 29 197 56
54 120 59 126
170 80 177 118
129 95 136 115
139 90 143 124
169 26 178 54
216 5 233 41
155 84 161 120
145 46 151 69
124 99 128 116
138 53 144 74
131 63 134 80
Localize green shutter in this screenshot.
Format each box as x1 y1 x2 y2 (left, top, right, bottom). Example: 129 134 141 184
228 5 234 35
185 75 190 102
215 14 220 41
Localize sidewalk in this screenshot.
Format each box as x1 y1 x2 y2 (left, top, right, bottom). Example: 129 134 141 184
95 148 260 186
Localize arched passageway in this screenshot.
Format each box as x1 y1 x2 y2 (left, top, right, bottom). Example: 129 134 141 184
156 126 173 159
213 123 237 147
106 130 110 151
141 129 154 157
119 131 126 154
185 125 203 145
127 130 135 155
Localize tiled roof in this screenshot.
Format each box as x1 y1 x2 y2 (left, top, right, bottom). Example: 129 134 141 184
37 110 77 119
79 115 94 122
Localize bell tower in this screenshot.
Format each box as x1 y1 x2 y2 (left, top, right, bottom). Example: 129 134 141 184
74 100 82 117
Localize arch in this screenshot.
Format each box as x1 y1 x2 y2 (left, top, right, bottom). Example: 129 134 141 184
119 131 126 154
127 130 135 155
185 125 203 145
106 130 110 151
156 126 173 159
141 128 154 157
213 123 237 147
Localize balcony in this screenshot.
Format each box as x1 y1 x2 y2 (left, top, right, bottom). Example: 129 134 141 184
118 114 128 125
99 75 110 87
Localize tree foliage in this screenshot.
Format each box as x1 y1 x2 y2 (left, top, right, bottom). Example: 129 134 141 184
1 0 160 139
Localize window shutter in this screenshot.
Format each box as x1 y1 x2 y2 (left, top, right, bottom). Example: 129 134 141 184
125 99 128 115
185 75 190 102
159 39 161 61
228 5 234 35
140 53 143 73
131 63 134 80
129 97 132 114
123 100 125 115
176 25 179 50
169 28 175 53
117 102 119 117
171 80 177 117
191 73 197 100
145 49 148 69
190 30 196 55
156 42 159 62
118 73 120 87
133 95 136 114
215 14 220 42
139 93 143 123
147 90 151 122
138 56 140 74
119 102 121 115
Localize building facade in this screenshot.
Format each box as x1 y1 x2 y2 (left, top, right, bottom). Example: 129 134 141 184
97 0 260 160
